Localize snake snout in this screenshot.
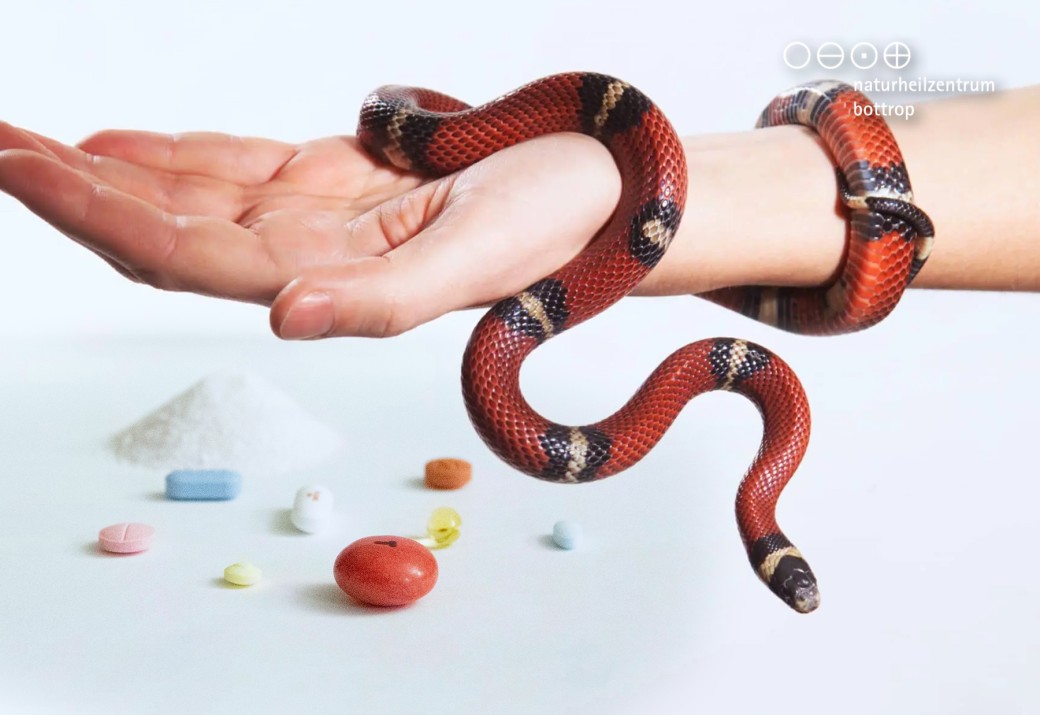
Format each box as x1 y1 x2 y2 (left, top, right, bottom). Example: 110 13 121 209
789 582 821 614
771 554 820 614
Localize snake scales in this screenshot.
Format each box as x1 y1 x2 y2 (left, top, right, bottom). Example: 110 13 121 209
357 73 934 613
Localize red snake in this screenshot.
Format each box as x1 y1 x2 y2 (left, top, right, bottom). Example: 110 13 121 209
357 74 934 613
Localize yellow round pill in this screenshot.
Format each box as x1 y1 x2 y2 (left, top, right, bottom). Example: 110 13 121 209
223 562 262 586
427 507 462 549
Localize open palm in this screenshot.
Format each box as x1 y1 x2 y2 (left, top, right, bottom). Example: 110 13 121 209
0 123 429 299
0 122 620 337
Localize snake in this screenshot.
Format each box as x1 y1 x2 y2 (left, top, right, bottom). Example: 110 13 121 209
357 73 934 613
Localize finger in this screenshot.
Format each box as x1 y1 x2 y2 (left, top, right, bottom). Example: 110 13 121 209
21 129 246 220
22 129 95 166
0 128 158 283
0 122 61 159
336 174 457 256
0 149 284 301
237 175 458 275
78 130 298 185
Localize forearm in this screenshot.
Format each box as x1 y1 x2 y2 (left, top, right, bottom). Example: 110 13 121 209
636 85 1040 296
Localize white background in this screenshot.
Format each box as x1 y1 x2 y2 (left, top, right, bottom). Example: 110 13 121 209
1 1 1038 713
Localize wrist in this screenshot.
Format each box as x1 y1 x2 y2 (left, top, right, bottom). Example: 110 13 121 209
634 126 846 296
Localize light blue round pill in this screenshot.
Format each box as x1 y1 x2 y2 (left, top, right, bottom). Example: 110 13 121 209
552 520 582 550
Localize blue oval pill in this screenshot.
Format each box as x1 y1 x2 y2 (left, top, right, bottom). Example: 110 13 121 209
165 469 242 501
552 520 582 550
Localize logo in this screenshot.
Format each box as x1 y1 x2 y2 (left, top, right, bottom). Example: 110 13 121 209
784 41 912 70
882 42 911 70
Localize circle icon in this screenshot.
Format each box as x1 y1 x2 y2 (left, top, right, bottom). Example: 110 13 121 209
850 42 879 69
783 42 811 70
817 42 845 70
883 41 911 69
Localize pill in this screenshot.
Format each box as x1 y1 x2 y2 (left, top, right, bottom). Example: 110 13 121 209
98 522 155 554
290 484 334 533
334 536 438 607
165 469 242 501
424 458 472 490
223 562 262 586
425 507 461 549
552 520 582 550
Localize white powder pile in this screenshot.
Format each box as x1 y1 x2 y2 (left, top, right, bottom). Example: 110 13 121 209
109 370 344 476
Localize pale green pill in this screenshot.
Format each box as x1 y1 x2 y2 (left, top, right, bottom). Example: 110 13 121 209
223 562 262 586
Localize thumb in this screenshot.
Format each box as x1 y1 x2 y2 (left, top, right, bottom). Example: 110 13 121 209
271 251 464 339
269 206 502 339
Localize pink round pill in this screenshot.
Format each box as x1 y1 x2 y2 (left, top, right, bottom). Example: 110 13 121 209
98 523 155 554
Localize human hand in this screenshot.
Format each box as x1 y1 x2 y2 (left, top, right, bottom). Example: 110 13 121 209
0 124 621 338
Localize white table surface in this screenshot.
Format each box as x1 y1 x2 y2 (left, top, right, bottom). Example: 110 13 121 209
1 290 1038 714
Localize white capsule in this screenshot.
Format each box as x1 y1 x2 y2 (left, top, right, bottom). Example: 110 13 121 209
290 484 334 533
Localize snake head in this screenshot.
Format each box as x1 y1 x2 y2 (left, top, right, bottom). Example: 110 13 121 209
771 555 820 614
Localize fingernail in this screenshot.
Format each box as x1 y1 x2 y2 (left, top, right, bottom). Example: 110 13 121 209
279 292 334 340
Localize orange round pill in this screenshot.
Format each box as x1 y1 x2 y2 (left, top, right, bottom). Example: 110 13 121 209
424 458 472 490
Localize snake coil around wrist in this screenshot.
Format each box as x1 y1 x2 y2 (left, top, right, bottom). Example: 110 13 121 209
704 79 935 334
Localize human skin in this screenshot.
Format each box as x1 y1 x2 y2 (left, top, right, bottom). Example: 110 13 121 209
0 85 1035 339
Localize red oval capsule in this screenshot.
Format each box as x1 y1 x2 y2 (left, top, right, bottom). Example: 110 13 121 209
333 536 438 607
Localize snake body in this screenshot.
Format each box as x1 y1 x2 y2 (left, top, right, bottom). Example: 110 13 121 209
358 73 934 613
